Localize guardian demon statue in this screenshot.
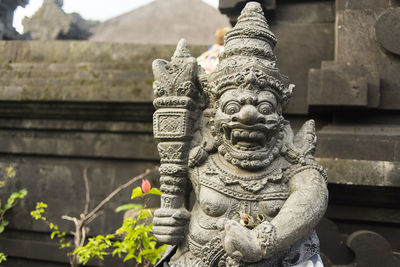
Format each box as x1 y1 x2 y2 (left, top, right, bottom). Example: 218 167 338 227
151 2 328 266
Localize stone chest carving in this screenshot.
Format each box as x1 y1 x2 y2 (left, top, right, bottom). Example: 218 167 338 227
152 2 328 266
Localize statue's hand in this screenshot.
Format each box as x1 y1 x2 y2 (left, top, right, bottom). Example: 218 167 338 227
153 208 191 245
219 219 263 263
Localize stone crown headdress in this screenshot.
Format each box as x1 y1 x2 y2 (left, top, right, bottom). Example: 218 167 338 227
201 2 293 107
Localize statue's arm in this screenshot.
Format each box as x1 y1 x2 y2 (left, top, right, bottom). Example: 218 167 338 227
257 168 328 258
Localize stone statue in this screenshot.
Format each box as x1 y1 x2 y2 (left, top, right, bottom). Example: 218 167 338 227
152 2 328 266
22 0 97 40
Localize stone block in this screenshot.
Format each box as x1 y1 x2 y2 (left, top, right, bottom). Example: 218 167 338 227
309 5 400 110
0 129 158 160
346 230 400 267
0 158 159 235
0 42 208 103
336 0 397 10
336 8 400 110
316 124 400 161
308 64 371 106
375 8 400 56
275 1 334 23
0 41 207 64
271 22 334 114
317 158 400 187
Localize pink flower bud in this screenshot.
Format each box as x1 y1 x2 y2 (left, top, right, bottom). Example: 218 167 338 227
141 178 151 193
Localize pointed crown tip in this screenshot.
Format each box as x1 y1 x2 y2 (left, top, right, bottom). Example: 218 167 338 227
243 1 263 11
177 38 187 46
172 38 192 59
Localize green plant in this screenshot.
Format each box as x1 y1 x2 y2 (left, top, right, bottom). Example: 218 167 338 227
74 178 168 267
30 202 71 249
0 166 28 263
31 167 167 267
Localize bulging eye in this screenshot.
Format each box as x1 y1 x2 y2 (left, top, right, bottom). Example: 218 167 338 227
258 102 274 115
224 102 241 115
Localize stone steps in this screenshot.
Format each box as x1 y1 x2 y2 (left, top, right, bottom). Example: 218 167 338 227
0 69 149 79
1 62 147 71
0 63 151 78
0 41 205 102
0 83 153 102
0 75 152 86
0 61 154 102
0 41 206 64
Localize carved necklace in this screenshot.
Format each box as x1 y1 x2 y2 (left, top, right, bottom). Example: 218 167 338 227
206 156 285 193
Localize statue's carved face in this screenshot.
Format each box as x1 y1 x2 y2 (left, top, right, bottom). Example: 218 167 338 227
213 89 283 170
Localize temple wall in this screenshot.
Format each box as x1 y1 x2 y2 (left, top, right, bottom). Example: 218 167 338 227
0 41 206 266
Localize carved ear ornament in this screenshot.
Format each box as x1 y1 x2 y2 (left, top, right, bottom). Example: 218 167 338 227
283 120 317 164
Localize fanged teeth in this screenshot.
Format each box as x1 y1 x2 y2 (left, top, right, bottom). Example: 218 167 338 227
230 129 265 145
240 131 249 138
249 132 257 139
233 131 241 138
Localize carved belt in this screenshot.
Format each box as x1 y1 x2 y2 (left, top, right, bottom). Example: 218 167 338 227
187 235 227 267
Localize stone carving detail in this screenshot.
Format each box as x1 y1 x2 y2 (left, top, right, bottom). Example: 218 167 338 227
152 2 328 267
22 0 98 40
0 0 29 40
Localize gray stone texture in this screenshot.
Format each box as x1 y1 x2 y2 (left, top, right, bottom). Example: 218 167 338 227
308 0 400 110
0 41 207 102
22 0 98 40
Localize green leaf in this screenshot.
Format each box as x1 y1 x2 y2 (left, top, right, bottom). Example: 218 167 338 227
145 188 162 196
123 253 136 262
5 167 16 178
131 187 143 200
0 252 7 263
0 220 9 234
50 231 57 239
30 202 48 220
18 189 28 198
137 209 153 221
115 203 144 213
36 202 48 209
4 189 27 211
